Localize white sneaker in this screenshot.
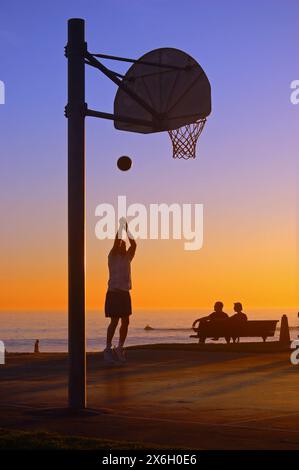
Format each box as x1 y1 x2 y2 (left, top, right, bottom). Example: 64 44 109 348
103 348 118 365
113 345 126 363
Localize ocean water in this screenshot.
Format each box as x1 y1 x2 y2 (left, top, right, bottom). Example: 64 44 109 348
0 309 298 353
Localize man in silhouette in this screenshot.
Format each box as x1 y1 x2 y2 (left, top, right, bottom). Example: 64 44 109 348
192 301 229 340
193 301 229 326
103 218 136 364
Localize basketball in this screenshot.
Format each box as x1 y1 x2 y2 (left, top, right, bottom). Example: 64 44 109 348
117 156 132 171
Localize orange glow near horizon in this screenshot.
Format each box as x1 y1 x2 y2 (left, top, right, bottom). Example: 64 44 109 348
1 200 297 312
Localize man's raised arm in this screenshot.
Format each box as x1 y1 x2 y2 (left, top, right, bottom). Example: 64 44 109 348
111 220 124 251
126 223 137 260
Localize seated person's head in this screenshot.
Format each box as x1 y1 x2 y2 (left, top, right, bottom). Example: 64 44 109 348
214 301 224 312
234 302 243 313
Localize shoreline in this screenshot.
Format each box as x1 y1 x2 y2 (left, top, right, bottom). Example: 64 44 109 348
3 340 291 355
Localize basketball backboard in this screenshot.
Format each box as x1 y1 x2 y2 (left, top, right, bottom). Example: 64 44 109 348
114 47 211 134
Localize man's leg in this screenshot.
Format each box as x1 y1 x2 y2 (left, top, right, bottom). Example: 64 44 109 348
106 317 119 349
119 316 130 347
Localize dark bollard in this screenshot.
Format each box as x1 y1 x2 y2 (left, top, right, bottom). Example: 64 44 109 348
279 315 291 345
34 339 40 354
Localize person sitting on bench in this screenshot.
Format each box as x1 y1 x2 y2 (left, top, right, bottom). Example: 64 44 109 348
230 302 247 322
192 301 229 340
229 302 247 343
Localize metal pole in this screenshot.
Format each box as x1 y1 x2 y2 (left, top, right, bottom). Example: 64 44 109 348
90 52 189 70
67 18 86 409
85 108 154 128
85 52 160 120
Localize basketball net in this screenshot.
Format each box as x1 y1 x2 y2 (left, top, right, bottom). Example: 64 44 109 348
168 118 206 159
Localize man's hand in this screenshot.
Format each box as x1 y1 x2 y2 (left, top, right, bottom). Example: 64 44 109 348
119 217 129 233
119 217 127 229
117 218 125 237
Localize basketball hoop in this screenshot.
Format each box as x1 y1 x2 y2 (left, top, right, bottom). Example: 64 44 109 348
168 118 206 159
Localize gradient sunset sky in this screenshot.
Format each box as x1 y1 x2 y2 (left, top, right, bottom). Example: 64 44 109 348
1 0 298 311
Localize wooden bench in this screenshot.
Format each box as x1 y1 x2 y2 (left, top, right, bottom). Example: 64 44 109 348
190 319 279 343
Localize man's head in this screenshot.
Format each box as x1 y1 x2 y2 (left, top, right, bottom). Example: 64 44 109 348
214 301 224 312
114 239 126 255
234 302 243 313
112 238 127 255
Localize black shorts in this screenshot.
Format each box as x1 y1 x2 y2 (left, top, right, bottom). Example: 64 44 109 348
105 290 132 317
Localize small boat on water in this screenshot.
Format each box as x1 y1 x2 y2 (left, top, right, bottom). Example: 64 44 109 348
144 325 154 331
